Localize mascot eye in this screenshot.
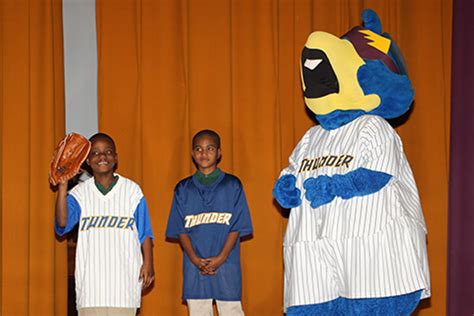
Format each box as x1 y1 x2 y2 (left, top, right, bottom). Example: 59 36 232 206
304 59 323 70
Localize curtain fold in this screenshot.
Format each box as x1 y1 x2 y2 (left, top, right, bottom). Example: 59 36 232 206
1 0 67 315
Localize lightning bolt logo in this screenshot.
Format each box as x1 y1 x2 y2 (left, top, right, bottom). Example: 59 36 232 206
359 29 391 54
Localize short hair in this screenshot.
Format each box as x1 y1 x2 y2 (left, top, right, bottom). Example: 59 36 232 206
192 129 221 149
89 132 116 152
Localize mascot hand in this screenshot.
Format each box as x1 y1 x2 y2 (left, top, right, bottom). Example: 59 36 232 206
273 174 302 209
303 176 336 208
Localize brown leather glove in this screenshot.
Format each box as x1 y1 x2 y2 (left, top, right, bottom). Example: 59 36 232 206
49 133 91 186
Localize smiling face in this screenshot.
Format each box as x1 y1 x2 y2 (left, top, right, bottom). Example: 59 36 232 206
191 135 221 175
87 137 117 176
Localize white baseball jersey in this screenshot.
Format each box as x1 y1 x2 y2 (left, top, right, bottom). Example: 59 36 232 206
281 115 430 310
64 175 146 309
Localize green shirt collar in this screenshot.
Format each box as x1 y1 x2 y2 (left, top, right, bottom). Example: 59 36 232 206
95 175 119 195
195 168 222 185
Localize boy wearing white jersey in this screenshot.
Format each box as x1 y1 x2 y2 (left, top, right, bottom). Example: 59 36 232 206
55 133 154 316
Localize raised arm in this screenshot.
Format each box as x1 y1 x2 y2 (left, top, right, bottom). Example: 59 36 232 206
55 181 68 227
54 182 81 236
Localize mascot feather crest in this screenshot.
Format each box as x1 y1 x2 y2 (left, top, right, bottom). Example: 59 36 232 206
274 9 430 315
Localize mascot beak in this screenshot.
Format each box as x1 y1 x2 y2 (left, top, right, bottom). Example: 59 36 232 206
301 47 339 99
301 31 381 116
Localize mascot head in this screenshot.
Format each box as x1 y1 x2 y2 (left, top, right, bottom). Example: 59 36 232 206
301 9 414 130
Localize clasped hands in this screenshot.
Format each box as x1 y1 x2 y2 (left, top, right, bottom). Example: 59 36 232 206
192 255 226 275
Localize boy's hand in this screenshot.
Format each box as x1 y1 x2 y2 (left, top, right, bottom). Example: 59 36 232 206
139 262 155 289
202 255 226 275
199 231 238 275
190 256 208 273
190 256 220 275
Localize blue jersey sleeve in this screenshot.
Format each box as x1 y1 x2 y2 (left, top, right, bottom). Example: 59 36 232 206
230 184 253 237
165 187 187 239
134 197 154 244
55 194 81 236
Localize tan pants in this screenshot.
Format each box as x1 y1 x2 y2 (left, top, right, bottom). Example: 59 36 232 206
78 307 137 316
187 299 244 316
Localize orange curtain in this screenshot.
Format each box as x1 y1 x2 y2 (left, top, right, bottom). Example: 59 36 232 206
96 0 451 315
1 0 67 315
0 0 450 315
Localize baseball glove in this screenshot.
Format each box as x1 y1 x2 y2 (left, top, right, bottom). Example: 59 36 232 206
49 133 91 186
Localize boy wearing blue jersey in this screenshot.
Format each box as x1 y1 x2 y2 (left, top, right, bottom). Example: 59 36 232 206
54 133 154 316
166 129 253 316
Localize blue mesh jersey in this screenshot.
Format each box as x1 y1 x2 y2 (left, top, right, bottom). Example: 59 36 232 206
166 172 253 301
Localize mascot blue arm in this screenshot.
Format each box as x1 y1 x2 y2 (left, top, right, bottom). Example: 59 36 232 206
304 168 392 208
273 161 393 210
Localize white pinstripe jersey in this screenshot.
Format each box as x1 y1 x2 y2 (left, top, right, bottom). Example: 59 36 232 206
281 115 430 310
69 175 144 309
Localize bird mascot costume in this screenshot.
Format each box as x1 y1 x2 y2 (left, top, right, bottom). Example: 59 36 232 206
273 10 430 315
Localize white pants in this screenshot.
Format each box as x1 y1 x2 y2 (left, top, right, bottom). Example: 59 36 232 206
187 299 244 316
78 307 136 316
